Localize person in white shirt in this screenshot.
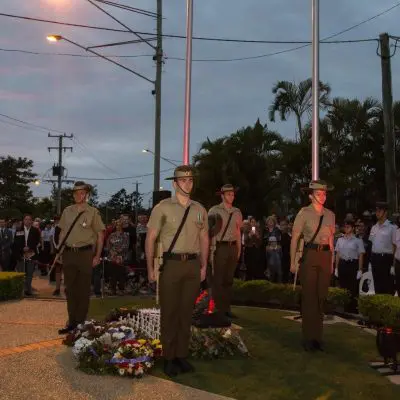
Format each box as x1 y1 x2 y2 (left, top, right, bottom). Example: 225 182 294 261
369 202 396 294
335 220 365 312
391 215 400 295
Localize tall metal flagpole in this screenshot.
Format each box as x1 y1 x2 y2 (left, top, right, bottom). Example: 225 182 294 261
311 0 319 180
183 0 193 165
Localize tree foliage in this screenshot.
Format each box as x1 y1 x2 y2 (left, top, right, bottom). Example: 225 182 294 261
193 91 400 219
0 156 36 217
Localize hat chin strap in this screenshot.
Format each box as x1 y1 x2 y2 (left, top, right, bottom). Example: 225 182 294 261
175 181 191 196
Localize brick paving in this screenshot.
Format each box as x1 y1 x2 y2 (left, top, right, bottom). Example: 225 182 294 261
0 299 234 400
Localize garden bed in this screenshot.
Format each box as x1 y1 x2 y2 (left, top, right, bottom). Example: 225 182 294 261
0 272 24 301
232 279 350 312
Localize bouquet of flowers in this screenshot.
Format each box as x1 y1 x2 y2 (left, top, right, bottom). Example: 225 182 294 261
105 338 162 377
104 307 139 323
189 327 248 360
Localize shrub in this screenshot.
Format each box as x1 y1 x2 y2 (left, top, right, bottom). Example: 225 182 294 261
358 295 400 330
232 279 350 312
0 272 25 301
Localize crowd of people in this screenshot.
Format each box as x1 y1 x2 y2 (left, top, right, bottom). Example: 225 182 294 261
0 213 149 297
1 199 399 312
239 203 400 313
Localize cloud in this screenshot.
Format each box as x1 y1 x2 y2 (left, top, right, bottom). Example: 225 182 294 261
0 0 399 205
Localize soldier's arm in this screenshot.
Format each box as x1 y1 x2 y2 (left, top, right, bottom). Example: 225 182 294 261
236 211 243 258
290 209 304 267
145 227 158 274
200 208 210 271
95 230 105 260
199 229 209 272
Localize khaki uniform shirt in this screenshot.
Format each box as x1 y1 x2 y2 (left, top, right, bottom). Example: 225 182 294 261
59 203 105 247
208 203 242 242
147 196 208 254
292 204 335 245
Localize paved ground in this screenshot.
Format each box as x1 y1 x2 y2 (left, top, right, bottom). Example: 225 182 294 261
0 299 234 400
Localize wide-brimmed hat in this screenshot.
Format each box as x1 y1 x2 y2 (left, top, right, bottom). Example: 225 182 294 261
216 184 238 195
165 165 197 181
301 179 334 192
72 181 92 192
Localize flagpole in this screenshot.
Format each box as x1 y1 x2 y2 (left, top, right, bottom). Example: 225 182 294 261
183 0 194 165
311 0 319 180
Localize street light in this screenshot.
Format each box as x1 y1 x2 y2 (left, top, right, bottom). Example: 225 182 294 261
142 149 179 167
47 35 62 42
46 33 162 193
33 179 40 186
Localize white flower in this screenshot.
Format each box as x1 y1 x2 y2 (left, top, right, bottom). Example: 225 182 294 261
72 337 93 358
145 362 152 368
112 332 125 340
98 333 112 345
222 329 232 339
118 369 125 376
127 367 133 374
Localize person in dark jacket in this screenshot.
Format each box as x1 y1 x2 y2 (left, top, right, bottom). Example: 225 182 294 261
13 214 41 296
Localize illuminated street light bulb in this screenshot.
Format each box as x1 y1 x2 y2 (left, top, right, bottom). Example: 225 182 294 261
142 149 149 153
34 179 40 186
46 35 62 42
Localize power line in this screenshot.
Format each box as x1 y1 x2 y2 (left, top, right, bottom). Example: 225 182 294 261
85 0 156 50
0 112 65 134
0 48 153 58
0 38 377 62
67 167 174 181
1 0 399 44
95 0 158 18
72 136 122 177
0 110 129 178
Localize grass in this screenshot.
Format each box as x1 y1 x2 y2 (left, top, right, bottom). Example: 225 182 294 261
87 296 156 320
85 298 400 400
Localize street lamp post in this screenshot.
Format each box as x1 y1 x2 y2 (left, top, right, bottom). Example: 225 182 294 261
142 149 179 167
46 34 162 192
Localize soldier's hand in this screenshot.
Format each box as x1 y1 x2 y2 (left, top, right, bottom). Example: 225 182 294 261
148 270 156 283
200 266 207 282
290 263 297 274
92 256 101 268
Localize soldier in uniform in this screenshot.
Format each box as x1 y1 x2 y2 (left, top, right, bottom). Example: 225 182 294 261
290 180 335 351
208 184 242 319
145 165 209 378
58 181 105 334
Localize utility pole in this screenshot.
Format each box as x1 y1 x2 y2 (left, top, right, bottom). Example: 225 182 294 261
379 33 397 212
153 0 163 193
48 133 73 214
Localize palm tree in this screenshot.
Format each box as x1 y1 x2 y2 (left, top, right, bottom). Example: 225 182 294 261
268 78 331 141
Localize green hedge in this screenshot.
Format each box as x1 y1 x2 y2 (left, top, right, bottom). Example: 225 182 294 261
358 295 400 329
232 279 350 312
0 272 25 301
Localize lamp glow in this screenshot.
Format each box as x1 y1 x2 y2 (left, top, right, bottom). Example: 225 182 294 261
47 35 62 42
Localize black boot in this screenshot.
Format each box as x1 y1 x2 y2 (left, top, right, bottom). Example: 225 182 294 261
58 324 76 335
302 340 315 352
163 360 178 378
312 340 324 351
174 358 195 373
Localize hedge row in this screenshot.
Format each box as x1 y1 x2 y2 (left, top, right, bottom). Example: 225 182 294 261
232 279 350 312
0 272 25 301
358 295 400 329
